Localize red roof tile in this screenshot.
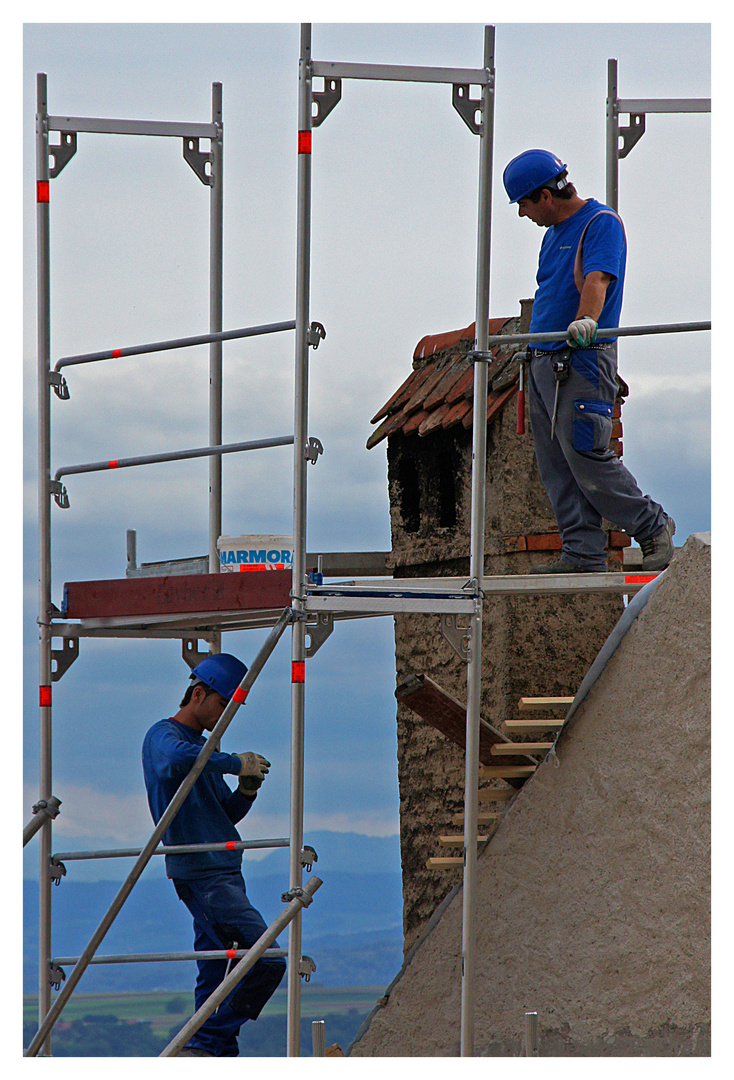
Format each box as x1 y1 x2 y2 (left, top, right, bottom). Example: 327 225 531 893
367 315 522 449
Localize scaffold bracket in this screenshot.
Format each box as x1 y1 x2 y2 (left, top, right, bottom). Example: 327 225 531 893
307 321 326 348
49 962 66 990
305 436 324 464
182 135 214 186
441 613 471 662
299 955 317 981
311 77 342 127
52 636 79 681
49 859 67 885
182 638 212 670
50 480 69 509
301 845 318 871
49 370 70 400
305 613 333 657
452 83 483 135
48 130 77 178
617 111 646 159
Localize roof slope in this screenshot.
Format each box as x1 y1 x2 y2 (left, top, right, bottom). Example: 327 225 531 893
350 534 711 1056
366 317 522 449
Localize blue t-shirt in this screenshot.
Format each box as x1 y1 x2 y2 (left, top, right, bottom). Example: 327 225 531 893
142 718 252 880
529 198 626 351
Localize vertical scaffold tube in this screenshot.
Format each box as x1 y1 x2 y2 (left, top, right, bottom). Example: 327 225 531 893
35 70 53 1058
287 22 313 1058
606 59 619 213
208 82 224 618
461 25 495 1058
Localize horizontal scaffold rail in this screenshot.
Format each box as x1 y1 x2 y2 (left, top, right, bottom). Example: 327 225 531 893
53 948 288 967
311 60 490 85
52 436 294 507
478 320 710 350
53 319 297 372
303 570 660 615
48 115 220 139
52 837 291 863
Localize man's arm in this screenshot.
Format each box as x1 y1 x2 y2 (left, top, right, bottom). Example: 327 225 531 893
576 270 613 322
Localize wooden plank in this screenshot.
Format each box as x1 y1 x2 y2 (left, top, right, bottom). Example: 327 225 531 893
438 835 489 847
62 570 292 620
504 718 565 732
426 857 463 869
479 765 536 780
518 696 573 711
490 742 554 756
451 811 500 826
477 788 515 802
396 673 539 787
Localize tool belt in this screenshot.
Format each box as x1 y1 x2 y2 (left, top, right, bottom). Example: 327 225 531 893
530 342 608 358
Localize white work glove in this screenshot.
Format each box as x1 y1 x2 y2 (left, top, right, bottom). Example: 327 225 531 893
236 752 271 798
566 317 598 348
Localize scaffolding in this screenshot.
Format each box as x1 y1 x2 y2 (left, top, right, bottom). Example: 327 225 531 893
27 24 710 1058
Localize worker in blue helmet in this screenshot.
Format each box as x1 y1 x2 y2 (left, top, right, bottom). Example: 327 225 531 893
142 653 285 1056
502 149 675 573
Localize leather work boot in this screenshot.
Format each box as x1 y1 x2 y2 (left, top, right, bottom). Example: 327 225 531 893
529 556 606 575
639 515 676 572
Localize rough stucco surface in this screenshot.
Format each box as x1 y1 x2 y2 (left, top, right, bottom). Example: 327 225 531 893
352 534 711 1057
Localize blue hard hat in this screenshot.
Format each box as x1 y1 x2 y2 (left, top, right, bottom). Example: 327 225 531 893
190 653 248 699
503 149 568 204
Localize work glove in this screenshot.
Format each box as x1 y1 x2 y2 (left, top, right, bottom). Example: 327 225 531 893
566 317 598 348
236 752 271 798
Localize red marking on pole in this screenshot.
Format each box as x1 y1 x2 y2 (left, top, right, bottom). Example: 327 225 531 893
292 661 305 684
226 949 237 959
108 460 119 469
37 181 50 203
232 685 248 704
39 685 52 707
112 349 122 359
225 841 237 850
624 573 657 585
298 130 312 154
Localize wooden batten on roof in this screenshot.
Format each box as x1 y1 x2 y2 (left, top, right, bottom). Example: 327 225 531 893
366 316 521 450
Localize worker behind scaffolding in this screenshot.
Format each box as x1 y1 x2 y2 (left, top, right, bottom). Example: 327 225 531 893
142 653 286 1057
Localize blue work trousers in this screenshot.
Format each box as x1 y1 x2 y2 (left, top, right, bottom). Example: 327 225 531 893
173 870 286 1057
527 346 665 568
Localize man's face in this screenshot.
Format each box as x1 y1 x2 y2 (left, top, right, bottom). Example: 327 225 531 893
517 189 558 227
192 686 230 732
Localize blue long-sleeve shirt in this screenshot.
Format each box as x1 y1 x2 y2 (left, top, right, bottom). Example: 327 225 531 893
142 718 254 880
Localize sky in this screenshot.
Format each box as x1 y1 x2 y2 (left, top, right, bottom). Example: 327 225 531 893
20 14 712 894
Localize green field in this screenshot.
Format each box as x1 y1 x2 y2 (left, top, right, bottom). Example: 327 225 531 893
24 985 383 1047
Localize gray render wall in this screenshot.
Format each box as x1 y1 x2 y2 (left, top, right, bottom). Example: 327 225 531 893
352 534 711 1056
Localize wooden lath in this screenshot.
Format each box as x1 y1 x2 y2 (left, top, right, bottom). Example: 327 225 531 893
396 673 539 789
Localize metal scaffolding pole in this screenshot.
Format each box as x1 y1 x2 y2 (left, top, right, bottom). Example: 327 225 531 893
35 71 54 1058
461 25 495 1059
287 22 313 1058
209 81 224 595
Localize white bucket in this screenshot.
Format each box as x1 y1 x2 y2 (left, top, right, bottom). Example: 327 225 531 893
217 535 294 573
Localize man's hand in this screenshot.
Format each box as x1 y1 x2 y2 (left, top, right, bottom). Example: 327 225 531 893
566 317 598 348
236 752 271 798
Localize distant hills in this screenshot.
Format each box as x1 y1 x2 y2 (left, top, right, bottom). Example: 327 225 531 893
24 832 404 995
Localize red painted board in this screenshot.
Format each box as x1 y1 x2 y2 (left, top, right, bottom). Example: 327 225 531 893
62 570 292 619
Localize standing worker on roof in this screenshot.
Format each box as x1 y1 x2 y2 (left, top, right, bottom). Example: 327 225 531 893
142 652 285 1057
503 149 675 573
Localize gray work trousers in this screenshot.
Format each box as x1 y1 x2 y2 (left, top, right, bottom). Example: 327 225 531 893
527 345 666 568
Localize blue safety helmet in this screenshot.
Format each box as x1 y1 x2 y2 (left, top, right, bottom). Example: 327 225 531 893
190 653 248 700
503 149 568 204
